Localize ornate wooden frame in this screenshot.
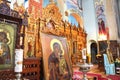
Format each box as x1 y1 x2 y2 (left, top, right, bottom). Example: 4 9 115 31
0 14 23 70
0 0 24 79
36 2 87 57
40 33 73 80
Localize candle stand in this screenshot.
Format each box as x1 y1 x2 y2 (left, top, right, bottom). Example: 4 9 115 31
15 72 22 80
76 59 93 80
14 49 23 80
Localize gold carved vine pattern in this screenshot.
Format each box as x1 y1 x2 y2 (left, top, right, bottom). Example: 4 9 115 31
25 2 87 58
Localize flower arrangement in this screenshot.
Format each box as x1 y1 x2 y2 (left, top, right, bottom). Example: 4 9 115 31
115 58 120 67
115 58 120 63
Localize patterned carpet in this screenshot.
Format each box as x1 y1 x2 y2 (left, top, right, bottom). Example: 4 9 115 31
72 64 120 80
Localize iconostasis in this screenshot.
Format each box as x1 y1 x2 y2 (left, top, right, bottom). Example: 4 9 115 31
6 0 86 59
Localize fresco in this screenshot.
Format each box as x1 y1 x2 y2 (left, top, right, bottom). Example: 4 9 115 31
95 0 109 40
68 15 78 26
66 0 82 10
8 0 80 27
66 0 82 27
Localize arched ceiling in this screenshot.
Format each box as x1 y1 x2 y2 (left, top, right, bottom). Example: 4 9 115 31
71 13 84 28
65 0 83 28
8 0 84 28
67 8 84 28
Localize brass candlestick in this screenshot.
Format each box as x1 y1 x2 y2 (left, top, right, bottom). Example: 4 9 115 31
15 72 21 80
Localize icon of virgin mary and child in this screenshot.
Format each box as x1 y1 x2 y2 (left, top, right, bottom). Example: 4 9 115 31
48 39 71 80
0 32 11 64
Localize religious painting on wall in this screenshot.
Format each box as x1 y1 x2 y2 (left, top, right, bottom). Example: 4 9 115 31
40 33 72 80
66 0 83 12
98 40 108 54
95 0 109 40
0 22 17 70
26 36 35 58
24 36 35 59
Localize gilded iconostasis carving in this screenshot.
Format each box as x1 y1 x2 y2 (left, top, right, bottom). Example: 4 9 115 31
40 3 86 59
8 0 86 59
26 2 86 59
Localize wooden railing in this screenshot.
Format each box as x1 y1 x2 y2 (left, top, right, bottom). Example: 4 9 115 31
22 58 41 80
0 58 42 80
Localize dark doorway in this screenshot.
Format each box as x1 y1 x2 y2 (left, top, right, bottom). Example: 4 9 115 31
91 43 98 64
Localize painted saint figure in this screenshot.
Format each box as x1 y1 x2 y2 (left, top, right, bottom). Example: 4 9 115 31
0 32 11 64
95 4 106 34
48 42 70 80
98 18 106 34
27 40 34 57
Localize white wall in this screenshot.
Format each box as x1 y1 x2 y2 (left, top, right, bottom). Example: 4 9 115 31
105 0 118 40
82 0 98 54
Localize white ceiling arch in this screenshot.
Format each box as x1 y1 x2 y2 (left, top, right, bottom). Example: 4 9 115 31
66 9 84 28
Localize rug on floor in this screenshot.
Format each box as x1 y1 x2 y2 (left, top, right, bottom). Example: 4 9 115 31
72 71 108 80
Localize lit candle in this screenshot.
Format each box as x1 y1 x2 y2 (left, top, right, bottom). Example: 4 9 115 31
0 43 2 56
14 49 23 72
0 43 1 49
82 48 86 59
117 47 119 58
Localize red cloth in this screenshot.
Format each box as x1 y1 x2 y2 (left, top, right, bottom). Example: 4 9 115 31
73 71 108 80
107 75 120 80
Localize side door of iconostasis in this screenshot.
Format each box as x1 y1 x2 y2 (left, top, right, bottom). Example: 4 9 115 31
23 0 42 59
24 19 36 58
71 31 87 64
24 17 42 59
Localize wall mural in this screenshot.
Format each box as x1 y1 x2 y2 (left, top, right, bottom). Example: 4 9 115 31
95 0 109 40
66 0 82 10
42 0 82 27
68 15 78 26
66 0 82 27
8 0 82 27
